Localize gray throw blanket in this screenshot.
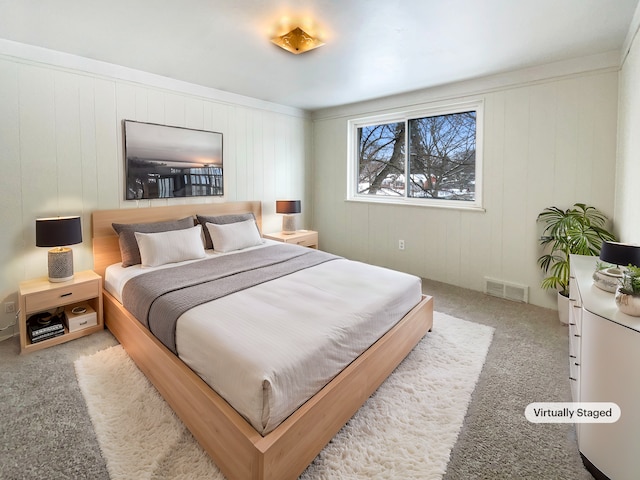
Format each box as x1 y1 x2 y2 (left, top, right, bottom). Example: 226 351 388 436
121 244 339 353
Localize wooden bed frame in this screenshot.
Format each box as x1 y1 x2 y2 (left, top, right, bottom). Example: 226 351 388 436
92 201 433 480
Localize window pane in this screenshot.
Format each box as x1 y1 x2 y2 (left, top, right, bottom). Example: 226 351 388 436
408 111 476 201
357 122 406 196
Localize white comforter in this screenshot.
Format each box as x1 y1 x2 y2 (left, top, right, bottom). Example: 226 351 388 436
105 242 422 434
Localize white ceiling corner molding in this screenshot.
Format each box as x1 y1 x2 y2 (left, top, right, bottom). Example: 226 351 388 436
621 0 640 65
311 50 621 121
0 38 308 118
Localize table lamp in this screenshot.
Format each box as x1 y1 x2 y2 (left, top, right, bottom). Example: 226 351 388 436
276 200 301 234
36 216 83 282
599 241 640 273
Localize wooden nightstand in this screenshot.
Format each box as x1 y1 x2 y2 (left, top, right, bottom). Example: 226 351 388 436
18 270 104 354
263 230 319 249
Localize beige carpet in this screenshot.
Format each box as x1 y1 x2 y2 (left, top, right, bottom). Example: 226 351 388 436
74 312 493 479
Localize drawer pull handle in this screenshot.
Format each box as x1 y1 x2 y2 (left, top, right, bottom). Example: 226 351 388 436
569 322 576 325
569 376 577 381
80 321 87 325
574 334 581 338
569 354 576 359
60 292 73 298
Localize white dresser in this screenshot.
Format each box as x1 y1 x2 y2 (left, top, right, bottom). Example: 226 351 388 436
569 254 640 480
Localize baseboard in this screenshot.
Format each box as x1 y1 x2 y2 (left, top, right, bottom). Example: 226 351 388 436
580 452 611 480
0 323 17 343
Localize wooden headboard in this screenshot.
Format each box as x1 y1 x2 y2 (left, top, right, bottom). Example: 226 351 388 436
91 201 262 278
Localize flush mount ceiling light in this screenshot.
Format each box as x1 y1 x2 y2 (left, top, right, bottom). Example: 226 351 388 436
271 27 325 54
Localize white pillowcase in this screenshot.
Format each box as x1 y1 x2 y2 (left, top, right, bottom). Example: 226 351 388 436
134 225 206 267
206 219 263 253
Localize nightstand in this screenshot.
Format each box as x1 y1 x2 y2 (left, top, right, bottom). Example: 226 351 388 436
263 230 319 249
18 270 104 354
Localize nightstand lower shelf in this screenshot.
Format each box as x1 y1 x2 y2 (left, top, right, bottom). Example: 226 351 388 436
22 323 104 353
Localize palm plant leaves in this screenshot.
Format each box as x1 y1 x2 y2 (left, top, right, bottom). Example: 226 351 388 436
537 203 616 294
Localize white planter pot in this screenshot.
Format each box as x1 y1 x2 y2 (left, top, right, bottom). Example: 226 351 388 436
614 289 640 317
557 292 570 325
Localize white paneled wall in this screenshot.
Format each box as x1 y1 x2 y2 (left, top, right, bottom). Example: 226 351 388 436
0 53 310 335
312 69 619 309
616 18 640 244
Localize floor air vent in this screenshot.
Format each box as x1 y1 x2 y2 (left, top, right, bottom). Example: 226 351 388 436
484 277 529 303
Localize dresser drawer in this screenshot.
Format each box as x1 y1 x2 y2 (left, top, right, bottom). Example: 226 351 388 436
569 326 581 360
569 356 580 381
569 279 582 308
569 303 582 336
25 280 99 313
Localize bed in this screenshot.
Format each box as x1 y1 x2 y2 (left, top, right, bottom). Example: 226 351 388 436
92 201 433 480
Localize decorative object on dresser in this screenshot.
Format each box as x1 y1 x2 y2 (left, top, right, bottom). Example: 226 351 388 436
615 264 640 316
598 240 640 268
18 270 104 354
592 262 621 292
599 241 640 316
263 230 318 249
275 199 301 234
36 216 83 282
536 203 616 323
569 254 640 480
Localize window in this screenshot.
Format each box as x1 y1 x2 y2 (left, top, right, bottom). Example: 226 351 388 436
348 100 483 209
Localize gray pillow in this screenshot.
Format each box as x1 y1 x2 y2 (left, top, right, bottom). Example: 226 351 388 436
112 217 195 267
196 213 257 250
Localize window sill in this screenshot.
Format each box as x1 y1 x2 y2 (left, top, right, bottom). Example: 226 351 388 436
345 196 486 212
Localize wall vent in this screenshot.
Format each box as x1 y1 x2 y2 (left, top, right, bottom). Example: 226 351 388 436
484 277 529 303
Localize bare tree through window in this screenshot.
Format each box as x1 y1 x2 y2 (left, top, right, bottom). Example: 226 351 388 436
357 122 405 196
355 108 478 204
408 111 476 201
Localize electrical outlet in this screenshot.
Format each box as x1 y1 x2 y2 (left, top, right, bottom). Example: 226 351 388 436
398 239 405 250
4 302 15 314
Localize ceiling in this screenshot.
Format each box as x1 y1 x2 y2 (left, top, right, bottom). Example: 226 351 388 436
0 0 638 111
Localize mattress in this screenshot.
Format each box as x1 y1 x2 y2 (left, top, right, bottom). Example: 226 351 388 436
105 241 422 434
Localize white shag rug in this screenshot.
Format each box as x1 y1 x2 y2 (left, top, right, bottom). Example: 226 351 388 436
74 312 493 480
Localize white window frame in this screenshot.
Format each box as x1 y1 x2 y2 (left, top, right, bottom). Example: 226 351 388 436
347 99 484 211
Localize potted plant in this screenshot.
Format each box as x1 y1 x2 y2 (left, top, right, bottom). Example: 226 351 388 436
615 264 640 316
537 203 616 323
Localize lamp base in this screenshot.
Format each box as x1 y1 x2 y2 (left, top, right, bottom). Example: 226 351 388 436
282 215 297 235
48 247 74 283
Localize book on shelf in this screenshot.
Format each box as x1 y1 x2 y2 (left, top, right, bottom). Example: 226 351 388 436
30 328 65 343
27 312 65 341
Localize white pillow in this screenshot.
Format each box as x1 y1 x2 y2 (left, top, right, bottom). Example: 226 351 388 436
134 225 206 267
206 219 263 253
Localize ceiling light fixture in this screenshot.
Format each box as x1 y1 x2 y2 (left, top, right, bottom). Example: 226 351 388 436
271 27 325 54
